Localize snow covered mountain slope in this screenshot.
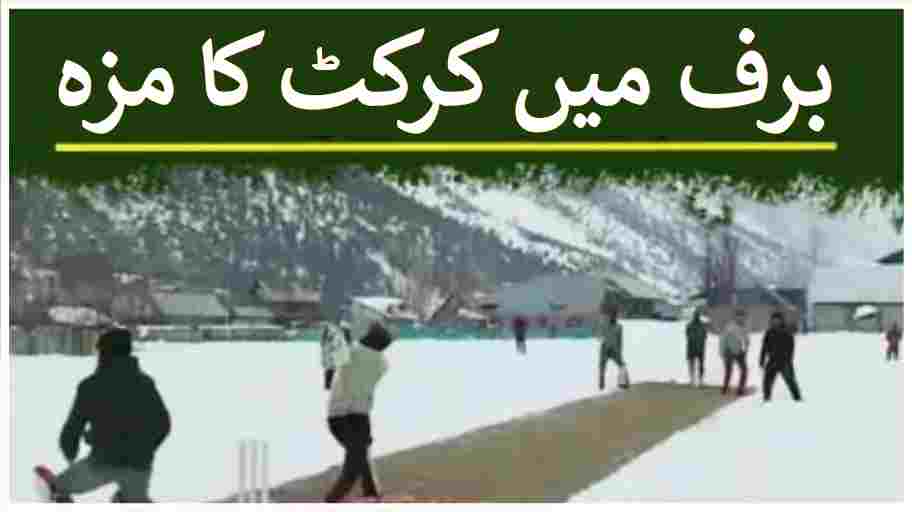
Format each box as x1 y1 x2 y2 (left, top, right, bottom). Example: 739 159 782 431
12 167 892 313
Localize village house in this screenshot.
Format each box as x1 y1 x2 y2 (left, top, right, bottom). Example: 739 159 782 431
110 275 159 326
11 266 64 327
230 304 278 325
251 280 322 326
426 292 497 329
149 289 232 326
347 296 421 331
809 260 903 332
493 272 674 328
703 286 807 334
606 273 679 320
54 254 118 314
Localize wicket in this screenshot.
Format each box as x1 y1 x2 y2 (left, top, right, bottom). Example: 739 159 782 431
238 439 270 503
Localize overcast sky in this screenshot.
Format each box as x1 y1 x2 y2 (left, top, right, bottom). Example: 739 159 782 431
735 198 903 266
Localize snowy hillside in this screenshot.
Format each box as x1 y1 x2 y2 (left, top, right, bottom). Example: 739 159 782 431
11 167 890 313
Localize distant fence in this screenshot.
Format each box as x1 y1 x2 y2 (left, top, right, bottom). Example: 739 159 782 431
138 325 289 343
10 325 100 356
287 325 597 342
11 324 599 355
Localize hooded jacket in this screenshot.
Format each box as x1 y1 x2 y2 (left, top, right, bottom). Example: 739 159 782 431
686 317 708 354
759 326 795 368
59 356 171 470
720 321 750 358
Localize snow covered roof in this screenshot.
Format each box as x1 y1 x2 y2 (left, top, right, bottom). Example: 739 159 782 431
253 281 321 303
152 292 230 318
495 272 669 318
232 305 275 319
810 265 903 304
48 306 111 327
351 296 420 321
603 273 667 301
853 305 880 320
471 292 498 307
457 308 489 321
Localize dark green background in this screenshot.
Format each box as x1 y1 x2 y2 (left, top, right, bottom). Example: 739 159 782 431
9 10 903 203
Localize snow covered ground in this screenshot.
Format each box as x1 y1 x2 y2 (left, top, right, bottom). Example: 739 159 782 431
10 322 903 502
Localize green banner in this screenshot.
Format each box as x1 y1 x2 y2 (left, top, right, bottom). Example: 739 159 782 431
9 9 902 203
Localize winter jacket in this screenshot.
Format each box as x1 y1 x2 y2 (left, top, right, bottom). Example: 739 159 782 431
512 316 529 334
327 304 394 418
720 321 750 358
686 319 708 355
328 343 389 418
759 326 795 368
321 323 351 370
595 317 623 354
59 356 171 470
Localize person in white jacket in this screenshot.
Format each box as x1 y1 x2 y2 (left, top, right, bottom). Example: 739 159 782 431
324 304 396 503
320 318 352 390
720 309 751 396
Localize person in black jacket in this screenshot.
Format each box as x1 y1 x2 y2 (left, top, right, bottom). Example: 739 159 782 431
685 309 708 387
759 312 803 402
50 328 171 502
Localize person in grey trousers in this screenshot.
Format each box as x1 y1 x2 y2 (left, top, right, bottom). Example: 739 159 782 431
50 328 171 502
595 304 630 391
720 309 751 396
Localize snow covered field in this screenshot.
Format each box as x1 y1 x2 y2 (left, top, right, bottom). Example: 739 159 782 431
10 321 903 502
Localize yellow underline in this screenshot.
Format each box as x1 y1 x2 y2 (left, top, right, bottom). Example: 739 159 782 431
54 141 838 153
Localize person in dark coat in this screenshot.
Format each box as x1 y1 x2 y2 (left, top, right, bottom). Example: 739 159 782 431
512 315 529 355
685 309 708 387
51 328 171 502
596 304 629 391
886 322 902 362
759 312 803 402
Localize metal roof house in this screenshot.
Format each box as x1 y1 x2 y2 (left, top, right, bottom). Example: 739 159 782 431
251 280 322 326
703 286 807 334
809 264 903 332
150 291 231 326
230 305 277 325
493 272 673 325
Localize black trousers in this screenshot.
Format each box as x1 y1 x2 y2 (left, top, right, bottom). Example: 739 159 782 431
763 362 802 401
325 414 379 502
324 369 335 390
687 352 705 380
887 343 900 361
722 353 748 395
515 334 527 355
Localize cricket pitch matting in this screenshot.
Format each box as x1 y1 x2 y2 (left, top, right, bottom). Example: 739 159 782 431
226 382 755 503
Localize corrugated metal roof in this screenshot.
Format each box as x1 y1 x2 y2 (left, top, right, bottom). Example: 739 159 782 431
605 273 667 301
352 296 421 321
707 287 806 309
232 306 274 318
152 292 230 318
810 265 903 304
254 281 321 303
494 272 669 318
